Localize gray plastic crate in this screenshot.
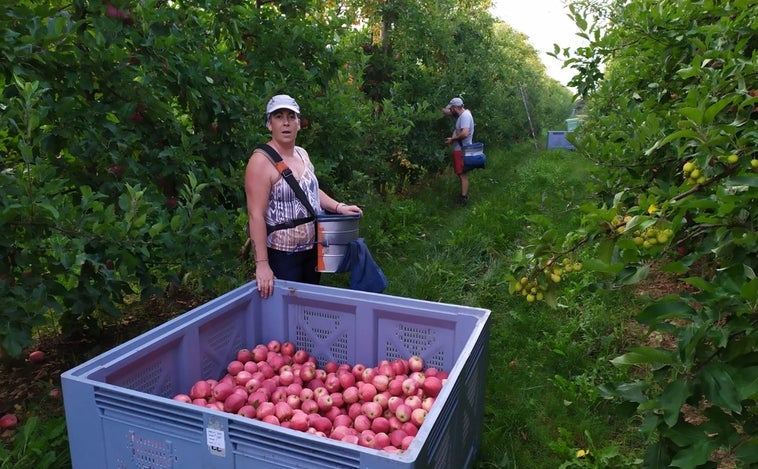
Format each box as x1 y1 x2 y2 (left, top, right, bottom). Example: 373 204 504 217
61 280 490 469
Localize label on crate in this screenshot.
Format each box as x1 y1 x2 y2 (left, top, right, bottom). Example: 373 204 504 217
206 425 226 457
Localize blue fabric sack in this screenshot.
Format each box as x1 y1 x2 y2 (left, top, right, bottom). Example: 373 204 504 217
336 238 388 293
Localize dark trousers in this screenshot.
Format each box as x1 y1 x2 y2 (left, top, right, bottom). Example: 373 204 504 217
268 247 321 284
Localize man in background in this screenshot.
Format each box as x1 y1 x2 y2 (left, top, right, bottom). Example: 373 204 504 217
443 97 475 206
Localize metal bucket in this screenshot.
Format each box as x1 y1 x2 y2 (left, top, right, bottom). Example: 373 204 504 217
316 214 361 272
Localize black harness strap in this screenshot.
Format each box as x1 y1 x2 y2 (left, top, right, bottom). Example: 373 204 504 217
256 143 318 234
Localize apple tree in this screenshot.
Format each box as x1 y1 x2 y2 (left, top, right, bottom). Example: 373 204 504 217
512 0 758 466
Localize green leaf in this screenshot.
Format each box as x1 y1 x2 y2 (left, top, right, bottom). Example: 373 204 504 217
660 378 691 427
701 364 742 413
669 440 716 468
637 300 696 324
734 366 758 401
611 346 678 368
679 107 703 125
703 97 733 125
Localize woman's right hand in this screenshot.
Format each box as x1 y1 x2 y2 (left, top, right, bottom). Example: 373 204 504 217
255 263 275 298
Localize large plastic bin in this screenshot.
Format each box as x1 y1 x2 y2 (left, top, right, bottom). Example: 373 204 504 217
61 280 490 469
546 131 575 150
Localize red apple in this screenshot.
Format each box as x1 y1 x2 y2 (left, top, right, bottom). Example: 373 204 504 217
422 376 443 397
237 348 252 363
408 355 424 372
173 393 191 403
29 350 45 363
0 414 18 429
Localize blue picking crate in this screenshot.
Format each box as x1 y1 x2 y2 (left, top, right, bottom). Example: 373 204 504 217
547 131 575 150
61 280 490 469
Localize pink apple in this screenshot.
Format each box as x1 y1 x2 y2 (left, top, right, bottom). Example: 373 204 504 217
352 363 366 380
342 386 359 404
300 399 319 414
324 373 341 393
422 376 443 398
358 383 378 402
372 374 390 392
387 396 403 413
411 408 427 427
401 435 414 450
289 412 309 431
374 432 391 448
280 341 295 356
333 414 352 428
274 401 293 422
237 348 252 363
270 388 287 404
173 394 191 403
376 362 393 378
348 402 363 420
330 425 349 440
278 369 294 386
190 380 212 400
389 429 407 447
424 367 439 377
362 401 383 420
293 349 309 364
235 370 253 386
383 445 402 454
361 367 376 383
358 430 377 448
387 377 404 396
192 398 208 406
324 405 343 423
404 395 422 411
409 371 426 387
341 434 360 445
391 359 408 377
330 392 345 408
258 362 275 379
338 370 356 389
317 393 334 412
212 382 234 401
408 355 424 372
224 393 246 413
373 392 389 410
323 361 339 373
267 339 281 353
252 345 268 362
395 404 412 423
238 405 256 418
299 387 314 402
402 378 418 396
388 416 402 432
353 414 372 432
299 364 316 382
286 394 301 409
313 415 333 434
401 421 418 436
244 361 258 374
256 401 275 420
371 416 390 433
422 396 435 411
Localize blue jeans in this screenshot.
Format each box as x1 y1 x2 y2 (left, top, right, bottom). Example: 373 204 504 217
268 248 321 284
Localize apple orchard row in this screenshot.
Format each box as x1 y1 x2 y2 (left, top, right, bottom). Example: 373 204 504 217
172 340 448 453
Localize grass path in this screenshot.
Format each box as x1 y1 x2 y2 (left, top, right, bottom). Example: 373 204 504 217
326 143 644 467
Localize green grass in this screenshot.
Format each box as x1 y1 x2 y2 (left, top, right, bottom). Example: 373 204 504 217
325 143 645 467
1 142 645 468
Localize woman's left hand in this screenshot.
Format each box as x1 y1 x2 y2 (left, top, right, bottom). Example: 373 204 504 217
340 204 363 216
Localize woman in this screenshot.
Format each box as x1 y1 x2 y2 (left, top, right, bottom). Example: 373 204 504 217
245 94 362 298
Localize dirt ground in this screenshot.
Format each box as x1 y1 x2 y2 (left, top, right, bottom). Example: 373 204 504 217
0 290 207 440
